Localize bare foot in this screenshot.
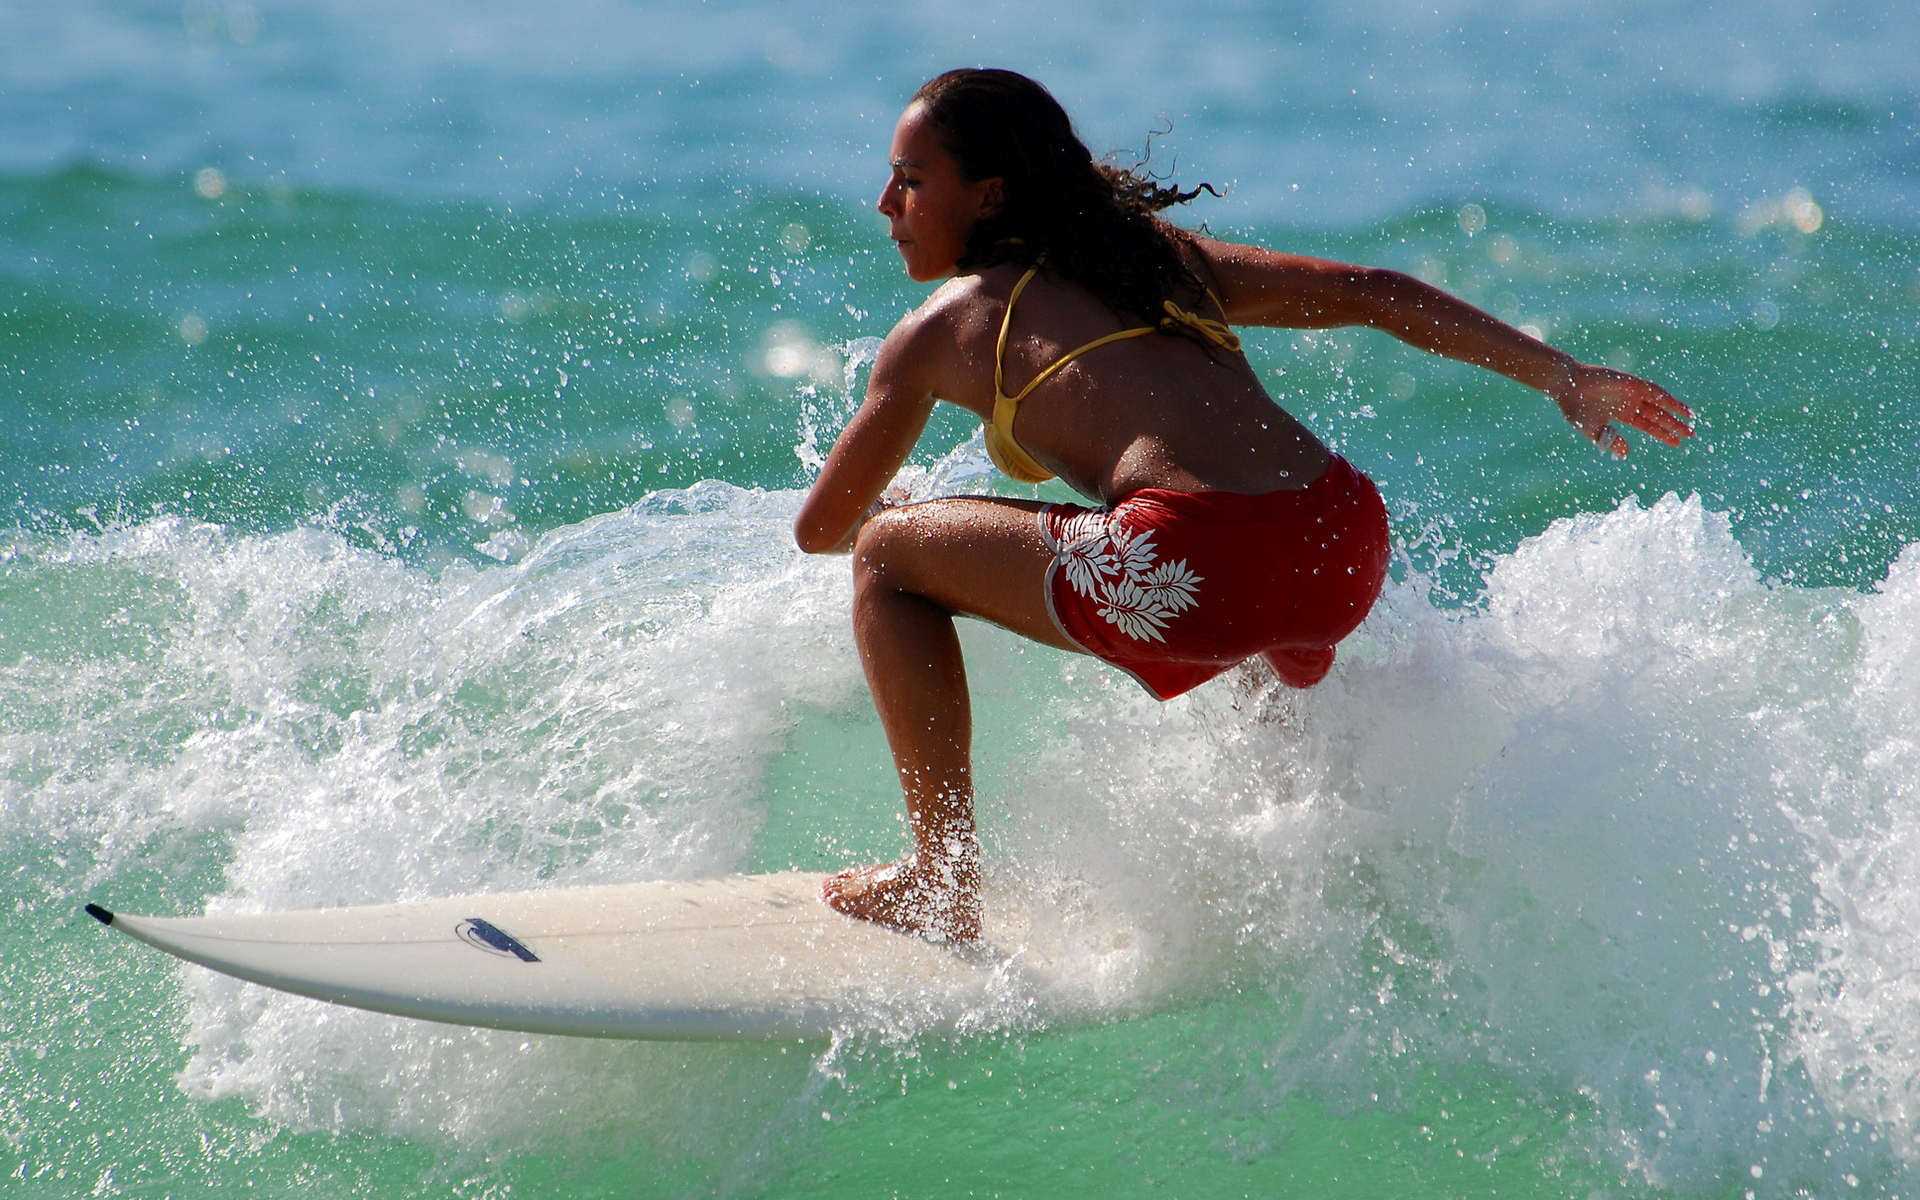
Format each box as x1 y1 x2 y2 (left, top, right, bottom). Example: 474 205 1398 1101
820 857 982 943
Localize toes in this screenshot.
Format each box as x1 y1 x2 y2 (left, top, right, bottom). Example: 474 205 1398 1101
818 859 981 942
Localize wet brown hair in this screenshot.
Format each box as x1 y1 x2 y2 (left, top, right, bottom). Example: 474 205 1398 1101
909 68 1220 339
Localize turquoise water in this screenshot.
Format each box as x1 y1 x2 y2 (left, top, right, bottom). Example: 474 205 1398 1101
5 3 1920 1197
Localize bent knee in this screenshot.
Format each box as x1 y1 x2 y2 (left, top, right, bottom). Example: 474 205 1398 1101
850 507 911 589
850 497 1053 609
850 503 959 597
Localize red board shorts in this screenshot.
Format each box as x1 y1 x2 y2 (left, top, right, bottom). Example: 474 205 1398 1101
1038 455 1390 700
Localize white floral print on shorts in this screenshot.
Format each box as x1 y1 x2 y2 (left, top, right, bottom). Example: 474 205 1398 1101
1043 509 1204 643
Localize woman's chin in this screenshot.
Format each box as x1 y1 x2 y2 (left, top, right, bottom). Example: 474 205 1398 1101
896 248 954 283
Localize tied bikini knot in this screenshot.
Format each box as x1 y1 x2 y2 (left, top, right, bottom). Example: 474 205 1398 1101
1160 300 1242 352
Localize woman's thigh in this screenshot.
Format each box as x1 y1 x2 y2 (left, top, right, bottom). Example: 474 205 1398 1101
853 496 1082 653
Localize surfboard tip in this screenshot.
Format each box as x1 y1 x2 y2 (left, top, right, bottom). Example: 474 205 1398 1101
84 903 115 926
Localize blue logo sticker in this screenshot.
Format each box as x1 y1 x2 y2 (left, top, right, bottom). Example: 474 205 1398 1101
455 918 540 962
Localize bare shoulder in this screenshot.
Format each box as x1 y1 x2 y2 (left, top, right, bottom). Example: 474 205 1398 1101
882 274 977 348
871 269 1012 405
1189 235 1383 328
897 270 1012 337
1192 235 1356 287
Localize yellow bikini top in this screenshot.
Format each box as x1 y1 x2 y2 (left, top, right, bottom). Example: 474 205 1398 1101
987 264 1243 483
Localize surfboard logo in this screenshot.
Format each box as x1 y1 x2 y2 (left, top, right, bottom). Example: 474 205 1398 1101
455 917 540 962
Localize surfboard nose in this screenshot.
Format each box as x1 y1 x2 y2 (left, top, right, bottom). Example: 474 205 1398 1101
84 903 115 926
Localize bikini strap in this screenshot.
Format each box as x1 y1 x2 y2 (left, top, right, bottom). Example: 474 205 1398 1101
1003 326 1159 405
996 272 1242 406
993 265 1044 402
1159 295 1242 353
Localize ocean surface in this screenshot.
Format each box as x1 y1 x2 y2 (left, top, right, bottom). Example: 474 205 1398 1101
4 2 1919 1196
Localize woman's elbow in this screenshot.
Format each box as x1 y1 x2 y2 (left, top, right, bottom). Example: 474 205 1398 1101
794 519 827 555
793 515 842 556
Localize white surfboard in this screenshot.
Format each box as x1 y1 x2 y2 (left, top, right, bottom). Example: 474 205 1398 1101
86 873 1031 1041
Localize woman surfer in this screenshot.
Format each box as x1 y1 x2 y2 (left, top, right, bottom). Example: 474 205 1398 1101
795 68 1692 941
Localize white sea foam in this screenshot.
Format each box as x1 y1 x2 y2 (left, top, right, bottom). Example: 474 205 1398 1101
13 488 1920 1191
977 492 1920 1193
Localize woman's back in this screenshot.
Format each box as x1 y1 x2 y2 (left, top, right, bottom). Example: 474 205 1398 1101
909 259 1332 501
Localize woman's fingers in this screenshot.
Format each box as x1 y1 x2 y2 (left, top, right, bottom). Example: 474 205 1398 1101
1569 368 1694 454
1619 385 1694 446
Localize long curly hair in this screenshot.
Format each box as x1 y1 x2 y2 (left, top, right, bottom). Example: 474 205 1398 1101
910 68 1219 340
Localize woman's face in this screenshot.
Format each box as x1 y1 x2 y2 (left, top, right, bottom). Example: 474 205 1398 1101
876 102 1003 283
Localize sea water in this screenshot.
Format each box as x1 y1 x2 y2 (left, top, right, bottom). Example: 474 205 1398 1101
4 2 1919 1196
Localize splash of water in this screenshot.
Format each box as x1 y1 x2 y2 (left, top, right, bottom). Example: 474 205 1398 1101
12 487 1920 1191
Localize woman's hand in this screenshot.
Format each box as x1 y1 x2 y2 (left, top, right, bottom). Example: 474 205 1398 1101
1547 364 1694 458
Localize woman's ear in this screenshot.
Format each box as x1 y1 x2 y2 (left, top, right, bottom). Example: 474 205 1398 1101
977 177 1006 219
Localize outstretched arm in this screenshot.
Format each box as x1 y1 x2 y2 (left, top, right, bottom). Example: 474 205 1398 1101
794 316 939 554
1196 237 1694 456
